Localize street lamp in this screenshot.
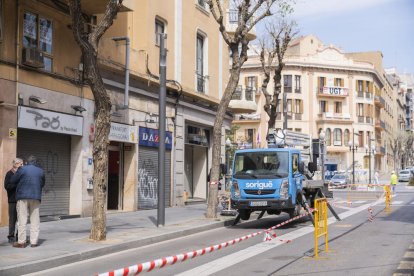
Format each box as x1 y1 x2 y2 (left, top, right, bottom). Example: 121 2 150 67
319 130 326 183
365 140 376 184
349 133 359 185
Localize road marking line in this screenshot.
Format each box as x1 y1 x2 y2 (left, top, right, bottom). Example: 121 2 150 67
392 201 404 205
353 200 366 204
177 199 384 276
404 252 414 258
397 261 414 270
410 201 414 205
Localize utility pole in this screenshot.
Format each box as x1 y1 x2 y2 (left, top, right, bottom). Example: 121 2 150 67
157 33 167 227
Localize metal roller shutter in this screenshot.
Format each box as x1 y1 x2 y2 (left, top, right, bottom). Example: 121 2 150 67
17 129 70 216
137 147 171 209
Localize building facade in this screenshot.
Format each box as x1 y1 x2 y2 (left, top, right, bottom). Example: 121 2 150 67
0 0 238 225
232 35 398 181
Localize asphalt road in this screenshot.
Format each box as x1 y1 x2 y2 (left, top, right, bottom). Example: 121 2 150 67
25 185 414 276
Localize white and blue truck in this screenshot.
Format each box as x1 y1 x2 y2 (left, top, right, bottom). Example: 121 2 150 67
230 129 332 222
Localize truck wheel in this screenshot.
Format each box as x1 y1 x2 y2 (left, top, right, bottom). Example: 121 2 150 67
288 203 302 219
239 210 251 220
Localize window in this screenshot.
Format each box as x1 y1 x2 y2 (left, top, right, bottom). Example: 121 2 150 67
246 129 254 147
358 131 364 148
155 19 165 46
287 99 292 113
294 99 303 114
333 128 342 146
344 129 350 146
320 100 327 113
357 103 364 116
283 75 292 93
357 80 363 92
246 76 257 91
23 11 53 72
196 33 205 93
325 128 331 146
292 153 299 175
365 81 370 92
276 99 281 112
295 75 301 93
197 0 207 9
334 78 343 87
334 101 342 113
318 77 326 92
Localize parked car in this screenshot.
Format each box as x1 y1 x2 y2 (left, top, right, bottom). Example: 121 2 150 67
398 170 412 182
329 174 349 188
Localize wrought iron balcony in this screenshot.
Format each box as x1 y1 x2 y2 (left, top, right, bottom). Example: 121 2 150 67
374 95 385 108
375 119 385 130
196 73 206 93
317 112 352 123
229 85 257 113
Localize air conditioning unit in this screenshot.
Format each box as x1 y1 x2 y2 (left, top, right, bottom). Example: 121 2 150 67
22 47 44 68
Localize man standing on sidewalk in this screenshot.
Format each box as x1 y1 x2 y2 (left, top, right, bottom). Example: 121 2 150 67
3 158 24 243
10 155 45 248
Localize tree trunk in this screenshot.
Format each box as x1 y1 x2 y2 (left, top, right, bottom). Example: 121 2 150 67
206 68 241 218
85 52 112 241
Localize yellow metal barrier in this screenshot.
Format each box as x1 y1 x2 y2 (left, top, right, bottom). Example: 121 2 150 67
385 185 391 214
314 198 329 258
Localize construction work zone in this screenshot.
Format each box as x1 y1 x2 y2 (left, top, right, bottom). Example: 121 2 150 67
345 184 385 204
97 209 314 276
313 198 329 259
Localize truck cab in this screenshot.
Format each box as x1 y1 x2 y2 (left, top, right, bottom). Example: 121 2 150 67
230 147 304 220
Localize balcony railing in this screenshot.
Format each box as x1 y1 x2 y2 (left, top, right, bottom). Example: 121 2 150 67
365 92 372 99
284 86 292 93
374 95 385 108
231 85 242 100
318 112 351 121
196 73 206 93
295 113 302 120
365 117 372 124
375 119 385 130
357 91 364 98
295 88 301 94
358 116 364 123
229 85 257 113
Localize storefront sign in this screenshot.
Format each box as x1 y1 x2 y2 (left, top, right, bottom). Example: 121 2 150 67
322 86 348 96
139 127 172 150
109 122 138 144
18 106 83 136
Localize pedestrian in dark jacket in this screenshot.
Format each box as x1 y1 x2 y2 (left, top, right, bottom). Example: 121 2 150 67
10 155 45 248
4 158 23 243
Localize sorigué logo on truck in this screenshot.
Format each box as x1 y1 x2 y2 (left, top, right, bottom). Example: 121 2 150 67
245 181 273 189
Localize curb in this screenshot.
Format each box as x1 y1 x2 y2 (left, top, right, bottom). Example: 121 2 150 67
0 218 237 276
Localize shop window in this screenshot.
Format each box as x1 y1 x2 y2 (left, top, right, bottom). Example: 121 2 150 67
23 11 53 72
186 125 209 146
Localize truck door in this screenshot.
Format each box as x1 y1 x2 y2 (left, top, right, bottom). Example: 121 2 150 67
291 153 301 203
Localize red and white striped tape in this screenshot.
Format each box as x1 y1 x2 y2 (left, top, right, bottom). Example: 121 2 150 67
97 210 313 276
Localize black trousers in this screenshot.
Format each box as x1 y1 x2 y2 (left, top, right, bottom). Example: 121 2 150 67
8 202 17 238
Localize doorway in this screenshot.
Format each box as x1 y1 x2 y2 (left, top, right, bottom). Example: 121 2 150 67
184 144 208 199
108 142 123 210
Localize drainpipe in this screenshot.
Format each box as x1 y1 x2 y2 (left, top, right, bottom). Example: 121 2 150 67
15 0 20 106
112 36 130 108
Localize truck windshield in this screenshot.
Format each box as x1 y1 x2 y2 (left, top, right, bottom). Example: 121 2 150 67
233 151 289 179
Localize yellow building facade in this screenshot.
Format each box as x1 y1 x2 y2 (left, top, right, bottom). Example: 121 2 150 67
0 0 233 225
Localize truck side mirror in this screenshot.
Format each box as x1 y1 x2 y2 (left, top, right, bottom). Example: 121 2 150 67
299 161 305 174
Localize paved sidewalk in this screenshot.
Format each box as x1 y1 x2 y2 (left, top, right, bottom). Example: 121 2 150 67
0 204 236 276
